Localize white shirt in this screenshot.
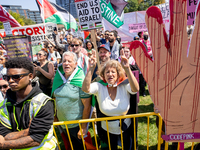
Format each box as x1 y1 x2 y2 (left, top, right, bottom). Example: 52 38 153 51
89 82 136 134
48 51 61 65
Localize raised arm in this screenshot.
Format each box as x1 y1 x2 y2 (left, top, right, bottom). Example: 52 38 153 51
82 50 97 93
52 33 68 51
121 49 139 92
45 36 56 47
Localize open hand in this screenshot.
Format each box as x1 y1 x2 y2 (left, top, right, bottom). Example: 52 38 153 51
130 0 200 139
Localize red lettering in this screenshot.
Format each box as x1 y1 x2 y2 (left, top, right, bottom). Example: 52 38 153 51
39 26 45 34
19 29 25 35
33 27 40 35
12 29 19 35
0 32 6 37
26 28 33 36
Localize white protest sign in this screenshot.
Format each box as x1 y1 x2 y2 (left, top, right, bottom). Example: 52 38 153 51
3 22 12 36
75 0 103 30
0 23 57 46
156 2 170 33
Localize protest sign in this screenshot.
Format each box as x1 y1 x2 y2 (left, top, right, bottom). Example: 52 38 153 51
3 22 12 36
129 23 147 33
75 0 103 30
3 35 32 61
32 45 42 61
187 0 198 25
0 23 57 46
128 3 170 34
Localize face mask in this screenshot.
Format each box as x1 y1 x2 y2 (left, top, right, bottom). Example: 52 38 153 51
117 38 121 43
144 35 148 40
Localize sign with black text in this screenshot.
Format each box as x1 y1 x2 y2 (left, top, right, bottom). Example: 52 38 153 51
75 0 103 30
3 35 32 61
0 23 57 46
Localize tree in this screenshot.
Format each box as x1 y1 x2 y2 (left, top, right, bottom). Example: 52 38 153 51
9 11 25 26
125 0 164 12
125 0 139 13
21 16 36 25
0 11 36 29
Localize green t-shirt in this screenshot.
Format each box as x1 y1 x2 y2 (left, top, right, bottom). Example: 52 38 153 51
54 82 91 128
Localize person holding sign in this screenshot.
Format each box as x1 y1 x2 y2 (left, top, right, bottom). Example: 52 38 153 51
82 50 139 150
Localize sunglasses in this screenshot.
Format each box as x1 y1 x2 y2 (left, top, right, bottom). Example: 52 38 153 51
36 53 43 56
0 84 8 89
0 58 3 61
4 73 30 81
48 46 53 48
105 34 109 36
71 44 79 47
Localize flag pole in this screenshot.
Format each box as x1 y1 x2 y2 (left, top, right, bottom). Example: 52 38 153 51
69 0 71 31
42 0 46 38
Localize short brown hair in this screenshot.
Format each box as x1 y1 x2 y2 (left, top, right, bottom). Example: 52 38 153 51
100 60 126 81
71 38 82 46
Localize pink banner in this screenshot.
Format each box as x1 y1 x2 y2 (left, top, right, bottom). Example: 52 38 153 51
187 0 198 25
129 23 147 33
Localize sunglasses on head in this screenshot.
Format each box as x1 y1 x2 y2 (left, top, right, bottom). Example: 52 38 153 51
0 84 8 89
71 44 79 47
4 73 30 82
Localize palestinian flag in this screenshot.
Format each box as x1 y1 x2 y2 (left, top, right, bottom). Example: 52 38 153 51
51 64 96 132
36 0 78 31
84 31 90 40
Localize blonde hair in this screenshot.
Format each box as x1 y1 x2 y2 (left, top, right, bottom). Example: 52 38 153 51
100 60 126 81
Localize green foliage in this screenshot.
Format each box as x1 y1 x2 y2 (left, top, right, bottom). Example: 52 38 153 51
9 11 25 26
0 11 36 29
21 16 36 25
0 22 3 29
125 0 164 12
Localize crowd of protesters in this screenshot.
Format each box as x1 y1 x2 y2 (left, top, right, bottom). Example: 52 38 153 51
0 28 156 150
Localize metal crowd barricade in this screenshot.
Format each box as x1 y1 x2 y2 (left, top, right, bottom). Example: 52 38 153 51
53 112 195 150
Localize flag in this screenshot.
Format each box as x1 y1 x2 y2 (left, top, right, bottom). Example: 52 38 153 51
36 0 78 31
0 5 21 27
84 31 90 40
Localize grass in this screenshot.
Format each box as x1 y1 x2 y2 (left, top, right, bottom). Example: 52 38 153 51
54 86 198 150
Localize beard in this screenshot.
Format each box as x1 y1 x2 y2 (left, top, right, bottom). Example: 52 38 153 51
109 39 114 43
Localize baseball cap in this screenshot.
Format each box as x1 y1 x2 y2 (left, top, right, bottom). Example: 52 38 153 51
98 44 110 52
133 35 140 40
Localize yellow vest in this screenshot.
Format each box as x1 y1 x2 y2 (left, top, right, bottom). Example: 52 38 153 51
0 93 57 150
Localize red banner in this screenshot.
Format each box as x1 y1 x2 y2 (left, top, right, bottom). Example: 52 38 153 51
0 5 21 27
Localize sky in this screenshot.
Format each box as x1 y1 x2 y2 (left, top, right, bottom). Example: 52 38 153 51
0 0 56 11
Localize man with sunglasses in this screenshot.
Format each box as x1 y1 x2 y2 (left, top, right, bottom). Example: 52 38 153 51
0 57 57 149
96 30 109 44
71 38 89 75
